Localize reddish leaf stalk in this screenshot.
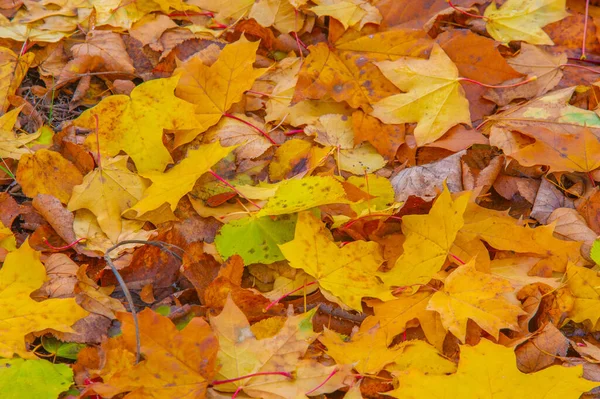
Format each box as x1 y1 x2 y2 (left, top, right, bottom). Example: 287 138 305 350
292 32 309 50
212 371 293 386
588 172 597 188
305 367 338 395
447 0 487 20
458 76 537 89
264 281 318 311
43 237 86 251
232 386 243 399
208 22 228 30
208 170 262 210
449 253 465 265
560 63 600 74
223 113 277 145
284 129 305 136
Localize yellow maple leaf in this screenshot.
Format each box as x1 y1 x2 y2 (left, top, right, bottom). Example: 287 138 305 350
306 114 386 174
360 291 446 350
279 211 394 311
87 308 218 399
264 57 352 127
124 141 234 220
319 326 455 375
502 126 600 173
484 0 569 45
0 106 41 160
249 0 303 33
268 138 331 181
174 37 267 144
565 264 600 329
0 47 33 113
257 176 348 217
0 220 16 251
68 156 149 243
371 44 471 146
210 297 327 395
0 240 88 359
16 149 83 204
460 203 584 272
75 75 199 173
378 186 470 290
427 260 525 342
310 0 381 30
73 209 153 255
388 339 597 399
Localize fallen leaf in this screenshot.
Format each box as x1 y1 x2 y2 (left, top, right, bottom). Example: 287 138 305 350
566 264 600 329
68 156 149 242
388 339 597 398
372 44 471 146
0 358 73 399
210 296 321 395
89 308 218 399
279 211 394 311
438 29 523 85
16 149 83 204
215 214 296 265
0 47 33 113
74 75 199 173
428 259 524 342
174 37 267 144
484 0 570 45
485 43 566 106
257 176 348 217
0 240 88 358
390 150 465 202
378 185 470 290
124 142 234 220
310 0 381 30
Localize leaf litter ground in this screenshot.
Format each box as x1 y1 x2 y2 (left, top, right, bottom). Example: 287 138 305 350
2 0 600 398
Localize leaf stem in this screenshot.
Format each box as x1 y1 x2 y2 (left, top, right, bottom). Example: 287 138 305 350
447 0 487 20
212 371 293 386
284 129 305 136
560 63 600 74
582 0 590 60
305 367 338 395
223 113 277 145
264 281 317 311
458 75 537 89
449 253 465 264
208 169 262 210
43 237 86 251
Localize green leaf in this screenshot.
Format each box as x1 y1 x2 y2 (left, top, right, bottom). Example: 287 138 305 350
0 358 73 399
41 336 85 360
215 215 297 265
591 239 600 265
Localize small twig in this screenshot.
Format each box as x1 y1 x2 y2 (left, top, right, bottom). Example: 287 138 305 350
104 240 184 363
